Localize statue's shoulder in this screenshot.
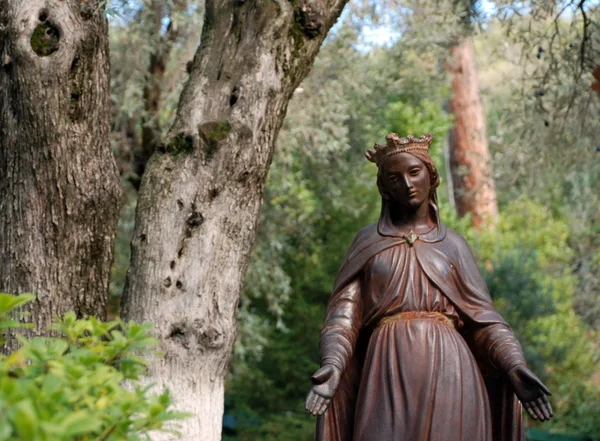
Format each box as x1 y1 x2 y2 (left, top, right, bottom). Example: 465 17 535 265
356 222 378 238
444 227 467 246
348 222 379 248
441 226 476 259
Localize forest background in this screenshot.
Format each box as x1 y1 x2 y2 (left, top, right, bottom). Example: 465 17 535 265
107 0 597 439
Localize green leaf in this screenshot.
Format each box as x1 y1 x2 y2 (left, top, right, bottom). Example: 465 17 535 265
62 410 103 437
12 400 37 440
0 415 12 441
0 293 36 315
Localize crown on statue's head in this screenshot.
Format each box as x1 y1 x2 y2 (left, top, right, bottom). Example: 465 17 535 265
365 133 433 166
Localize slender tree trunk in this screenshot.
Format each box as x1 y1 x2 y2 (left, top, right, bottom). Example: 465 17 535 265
121 0 347 439
134 0 188 186
0 1 121 350
448 38 498 229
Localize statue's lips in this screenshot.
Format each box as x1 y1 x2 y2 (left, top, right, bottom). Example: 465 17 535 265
407 190 418 198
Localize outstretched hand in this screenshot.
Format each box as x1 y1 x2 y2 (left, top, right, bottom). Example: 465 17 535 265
305 364 342 417
508 365 553 422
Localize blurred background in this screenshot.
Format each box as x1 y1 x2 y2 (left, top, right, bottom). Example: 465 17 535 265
106 0 600 439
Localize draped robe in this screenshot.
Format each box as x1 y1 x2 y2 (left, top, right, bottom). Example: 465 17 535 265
315 222 526 441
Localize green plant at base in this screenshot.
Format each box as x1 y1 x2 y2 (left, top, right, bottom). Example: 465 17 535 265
0 293 188 441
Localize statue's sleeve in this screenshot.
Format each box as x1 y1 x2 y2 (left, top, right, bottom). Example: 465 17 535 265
472 324 527 374
319 278 363 373
449 230 528 374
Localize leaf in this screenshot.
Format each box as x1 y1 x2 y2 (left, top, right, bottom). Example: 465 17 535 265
0 293 36 315
0 415 12 441
12 400 38 440
62 411 103 437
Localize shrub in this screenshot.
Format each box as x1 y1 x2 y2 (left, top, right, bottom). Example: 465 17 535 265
0 293 187 441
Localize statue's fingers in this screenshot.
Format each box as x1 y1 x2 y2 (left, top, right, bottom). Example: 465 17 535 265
310 395 322 415
538 396 553 419
312 396 325 416
544 397 554 416
529 401 546 421
523 403 538 420
544 396 554 417
317 398 331 416
305 391 318 412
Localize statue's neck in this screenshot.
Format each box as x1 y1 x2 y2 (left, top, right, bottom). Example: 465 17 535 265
386 200 434 233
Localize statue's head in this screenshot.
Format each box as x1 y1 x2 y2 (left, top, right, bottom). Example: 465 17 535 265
366 133 440 211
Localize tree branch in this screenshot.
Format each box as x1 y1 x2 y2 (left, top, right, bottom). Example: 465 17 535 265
578 0 589 72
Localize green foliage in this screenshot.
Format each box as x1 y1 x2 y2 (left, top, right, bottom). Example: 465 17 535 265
0 294 35 345
0 294 186 441
475 17 600 328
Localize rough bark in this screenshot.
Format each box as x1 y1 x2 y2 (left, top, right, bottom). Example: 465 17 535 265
120 0 347 439
448 38 498 229
0 1 121 350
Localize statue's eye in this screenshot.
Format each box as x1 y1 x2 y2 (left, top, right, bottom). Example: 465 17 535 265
409 168 421 176
389 175 398 183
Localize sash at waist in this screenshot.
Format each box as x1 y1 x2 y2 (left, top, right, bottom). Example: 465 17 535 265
375 311 456 330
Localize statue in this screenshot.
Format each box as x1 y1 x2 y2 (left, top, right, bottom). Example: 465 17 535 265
305 133 553 441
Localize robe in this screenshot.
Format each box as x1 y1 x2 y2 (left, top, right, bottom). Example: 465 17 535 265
315 222 526 441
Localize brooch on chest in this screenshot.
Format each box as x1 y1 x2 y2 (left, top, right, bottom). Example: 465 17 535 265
403 229 420 246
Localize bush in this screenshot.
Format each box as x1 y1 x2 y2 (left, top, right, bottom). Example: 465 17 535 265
0 293 187 441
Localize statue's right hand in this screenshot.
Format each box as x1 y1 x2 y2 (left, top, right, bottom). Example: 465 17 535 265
305 364 342 416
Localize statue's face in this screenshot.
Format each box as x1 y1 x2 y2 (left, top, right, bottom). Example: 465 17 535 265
379 152 431 209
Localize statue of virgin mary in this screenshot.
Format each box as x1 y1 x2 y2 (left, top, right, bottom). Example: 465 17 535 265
305 133 553 441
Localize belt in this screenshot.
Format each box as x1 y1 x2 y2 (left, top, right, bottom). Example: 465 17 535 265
375 311 456 330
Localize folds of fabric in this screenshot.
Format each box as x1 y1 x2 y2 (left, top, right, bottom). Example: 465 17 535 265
352 318 491 441
315 223 525 441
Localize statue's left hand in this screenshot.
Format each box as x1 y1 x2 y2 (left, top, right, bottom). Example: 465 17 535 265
305 364 341 417
508 364 553 422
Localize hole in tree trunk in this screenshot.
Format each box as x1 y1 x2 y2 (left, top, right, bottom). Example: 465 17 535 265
39 10 48 22
70 57 79 72
69 56 82 121
230 87 239 106
30 21 60 57
168 325 188 348
186 212 204 229
208 188 219 200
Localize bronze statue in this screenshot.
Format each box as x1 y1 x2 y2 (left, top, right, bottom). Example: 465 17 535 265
305 133 553 441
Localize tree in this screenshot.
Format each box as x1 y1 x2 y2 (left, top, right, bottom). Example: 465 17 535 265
448 38 499 229
0 1 121 350
120 1 349 440
110 0 199 190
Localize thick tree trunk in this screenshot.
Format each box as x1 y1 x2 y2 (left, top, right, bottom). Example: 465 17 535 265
0 1 121 350
448 38 498 229
121 0 347 439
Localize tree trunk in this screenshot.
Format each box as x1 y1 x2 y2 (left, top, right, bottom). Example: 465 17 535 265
0 1 121 350
121 0 347 439
448 38 498 229
134 0 189 187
